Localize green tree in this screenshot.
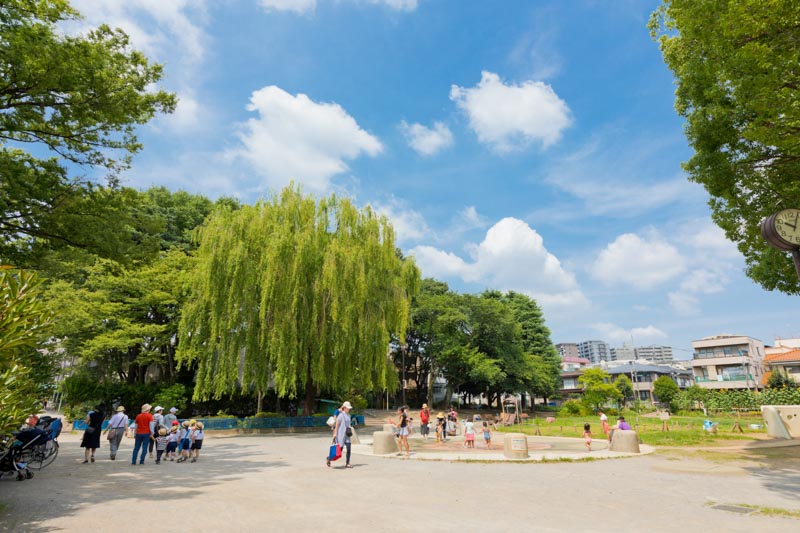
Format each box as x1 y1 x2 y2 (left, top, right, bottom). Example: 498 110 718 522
579 368 622 412
0 0 176 266
650 0 800 293
614 374 634 408
766 371 798 390
0 268 53 437
177 186 420 415
653 375 680 410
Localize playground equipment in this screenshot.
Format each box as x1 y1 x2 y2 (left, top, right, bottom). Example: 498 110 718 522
499 398 520 426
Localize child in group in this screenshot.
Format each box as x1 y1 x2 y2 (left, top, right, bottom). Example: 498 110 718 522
166 424 180 461
583 423 592 452
435 413 444 443
155 427 168 464
190 421 204 463
177 420 194 463
464 417 475 449
482 421 492 450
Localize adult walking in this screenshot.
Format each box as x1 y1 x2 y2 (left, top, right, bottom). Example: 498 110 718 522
328 401 353 469
131 404 154 465
419 404 430 440
105 406 129 460
163 407 179 428
392 406 410 457
80 405 105 464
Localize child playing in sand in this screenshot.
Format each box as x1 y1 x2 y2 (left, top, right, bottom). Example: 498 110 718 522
483 421 492 449
464 417 475 449
583 423 592 452
435 413 444 443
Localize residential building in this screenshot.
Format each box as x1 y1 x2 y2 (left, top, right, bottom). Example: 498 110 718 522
635 345 674 364
556 343 579 359
610 343 635 361
578 340 610 364
765 337 800 356
762 349 800 386
605 361 693 403
690 334 765 390
561 356 591 372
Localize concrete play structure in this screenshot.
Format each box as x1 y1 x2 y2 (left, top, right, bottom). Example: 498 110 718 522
761 405 800 439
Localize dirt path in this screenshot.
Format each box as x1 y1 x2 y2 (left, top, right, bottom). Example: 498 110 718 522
1 431 798 532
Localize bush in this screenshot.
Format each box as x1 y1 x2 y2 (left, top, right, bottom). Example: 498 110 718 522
153 383 188 412
560 400 585 416
251 412 282 418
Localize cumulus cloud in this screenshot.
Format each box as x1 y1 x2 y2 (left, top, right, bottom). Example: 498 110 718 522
409 217 587 310
449 71 571 152
370 198 431 244
591 323 668 344
591 233 686 289
227 86 383 192
400 121 454 156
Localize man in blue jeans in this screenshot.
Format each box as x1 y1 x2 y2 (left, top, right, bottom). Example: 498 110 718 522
131 403 154 465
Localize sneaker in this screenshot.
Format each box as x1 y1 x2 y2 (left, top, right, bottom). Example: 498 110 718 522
156 460 160 464
190 458 196 463
90 456 95 463
110 455 115 460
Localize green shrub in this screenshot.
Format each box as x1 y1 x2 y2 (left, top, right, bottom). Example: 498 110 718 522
250 412 282 418
153 383 188 412
560 400 585 416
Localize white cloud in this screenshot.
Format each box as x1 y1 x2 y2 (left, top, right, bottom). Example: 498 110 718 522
400 121 454 156
258 0 417 14
259 0 316 14
409 217 588 310
452 206 488 232
591 323 668 344
67 0 206 65
370 198 431 244
591 233 687 289
679 220 741 258
449 71 571 152
227 86 383 192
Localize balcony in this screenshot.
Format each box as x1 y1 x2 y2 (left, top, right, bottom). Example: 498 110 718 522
694 374 754 383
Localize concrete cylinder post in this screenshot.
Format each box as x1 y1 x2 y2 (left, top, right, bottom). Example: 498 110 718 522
372 431 397 455
503 433 529 459
609 429 640 453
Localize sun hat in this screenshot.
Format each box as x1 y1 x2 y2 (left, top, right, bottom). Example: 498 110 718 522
154 406 164 412
436 412 445 419
172 420 179 426
158 427 167 436
141 403 152 413
169 407 178 414
189 419 197 426
116 406 126 412
182 420 190 428
196 421 204 430
170 426 178 433
341 401 353 409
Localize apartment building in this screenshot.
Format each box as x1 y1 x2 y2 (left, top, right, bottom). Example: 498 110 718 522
690 334 765 390
578 340 610 364
556 343 579 359
635 345 673 364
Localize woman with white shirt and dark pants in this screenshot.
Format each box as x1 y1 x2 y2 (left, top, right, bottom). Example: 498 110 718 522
104 406 129 460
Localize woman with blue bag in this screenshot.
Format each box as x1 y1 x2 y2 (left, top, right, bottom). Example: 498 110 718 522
326 401 353 469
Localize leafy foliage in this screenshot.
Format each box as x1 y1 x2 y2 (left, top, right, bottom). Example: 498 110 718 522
177 186 420 413
650 0 800 293
766 371 798 390
579 368 622 412
653 375 680 410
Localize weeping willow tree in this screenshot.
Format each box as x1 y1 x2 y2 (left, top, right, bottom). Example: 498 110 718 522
177 186 420 414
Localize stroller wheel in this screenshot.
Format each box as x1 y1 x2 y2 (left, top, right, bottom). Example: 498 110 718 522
26 471 33 479
17 472 25 481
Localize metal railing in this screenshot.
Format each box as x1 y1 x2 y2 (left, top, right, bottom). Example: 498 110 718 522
694 375 754 383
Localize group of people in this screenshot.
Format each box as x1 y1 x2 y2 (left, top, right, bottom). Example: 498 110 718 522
388 404 494 453
79 403 205 465
583 411 633 451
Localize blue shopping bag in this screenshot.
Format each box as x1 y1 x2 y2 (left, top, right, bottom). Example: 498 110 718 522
328 442 342 462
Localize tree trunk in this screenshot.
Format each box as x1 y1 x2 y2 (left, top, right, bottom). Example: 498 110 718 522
256 389 263 414
427 368 434 408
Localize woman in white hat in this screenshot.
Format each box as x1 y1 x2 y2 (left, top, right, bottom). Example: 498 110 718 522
328 401 353 468
104 406 129 460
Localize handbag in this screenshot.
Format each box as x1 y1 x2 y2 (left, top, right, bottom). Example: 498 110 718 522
345 427 352 437
328 442 342 462
106 428 116 441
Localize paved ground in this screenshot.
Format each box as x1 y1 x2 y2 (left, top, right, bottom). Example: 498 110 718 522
1 429 799 532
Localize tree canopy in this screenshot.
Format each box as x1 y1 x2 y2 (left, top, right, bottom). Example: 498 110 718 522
177 186 420 414
650 0 800 293
0 0 176 266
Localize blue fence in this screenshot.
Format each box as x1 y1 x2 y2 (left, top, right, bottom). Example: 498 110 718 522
72 415 365 431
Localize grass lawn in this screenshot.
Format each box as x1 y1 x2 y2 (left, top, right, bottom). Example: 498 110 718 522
492 412 767 447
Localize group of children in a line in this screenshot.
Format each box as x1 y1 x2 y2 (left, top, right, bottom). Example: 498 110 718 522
152 420 205 464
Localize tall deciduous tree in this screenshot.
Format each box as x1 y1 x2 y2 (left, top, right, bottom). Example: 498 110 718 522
650 0 800 293
177 186 420 414
579 368 622 412
0 0 176 266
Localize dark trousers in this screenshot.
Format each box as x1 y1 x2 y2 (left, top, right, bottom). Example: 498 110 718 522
156 449 164 462
344 441 351 465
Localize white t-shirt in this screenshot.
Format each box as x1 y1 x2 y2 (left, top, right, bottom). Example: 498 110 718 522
600 413 608 422
465 421 475 435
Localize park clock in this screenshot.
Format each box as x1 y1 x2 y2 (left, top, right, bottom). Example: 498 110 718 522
761 208 800 251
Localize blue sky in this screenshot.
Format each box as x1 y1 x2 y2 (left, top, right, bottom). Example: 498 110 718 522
66 0 798 358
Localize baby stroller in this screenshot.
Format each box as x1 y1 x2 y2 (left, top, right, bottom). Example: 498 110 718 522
0 432 41 481
24 416 61 470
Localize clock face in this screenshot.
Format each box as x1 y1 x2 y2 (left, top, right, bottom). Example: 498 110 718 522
774 208 800 246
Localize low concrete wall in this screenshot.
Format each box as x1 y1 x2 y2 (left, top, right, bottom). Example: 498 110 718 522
373 431 397 455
